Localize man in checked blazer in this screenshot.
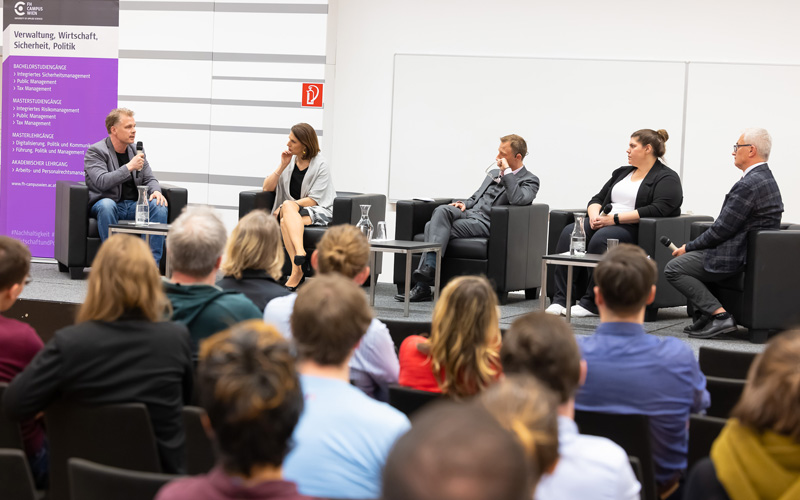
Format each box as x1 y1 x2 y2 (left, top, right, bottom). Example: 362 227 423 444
665 128 783 339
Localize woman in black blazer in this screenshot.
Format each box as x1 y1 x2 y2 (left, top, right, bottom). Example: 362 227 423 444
3 234 193 474
547 129 683 317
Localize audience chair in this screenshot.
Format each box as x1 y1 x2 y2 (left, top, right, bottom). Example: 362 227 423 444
393 199 549 304
44 402 162 500
68 457 180 500
688 222 800 343
388 384 442 418
381 319 432 351
0 448 37 500
574 410 658 500
698 347 756 380
182 406 216 475
239 189 386 278
547 210 714 321
704 376 746 419
0 383 25 449
54 180 188 279
687 414 727 474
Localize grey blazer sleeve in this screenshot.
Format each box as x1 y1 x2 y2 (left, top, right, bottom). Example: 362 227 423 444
84 142 131 193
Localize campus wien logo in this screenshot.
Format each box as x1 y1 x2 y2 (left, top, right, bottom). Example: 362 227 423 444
14 0 45 20
14 1 25 16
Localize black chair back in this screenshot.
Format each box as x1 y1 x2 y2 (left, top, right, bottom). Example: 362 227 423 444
68 457 180 500
574 410 658 500
182 406 216 475
687 414 727 473
382 319 432 351
388 384 441 418
0 383 25 449
698 347 756 380
704 376 746 418
45 402 162 500
0 448 37 500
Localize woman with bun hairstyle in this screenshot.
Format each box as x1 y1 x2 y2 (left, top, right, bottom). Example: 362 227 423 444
398 275 501 399
262 123 336 291
546 129 682 317
263 225 399 401
685 329 800 500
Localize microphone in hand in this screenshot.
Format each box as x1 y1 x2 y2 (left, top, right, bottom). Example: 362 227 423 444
660 236 678 252
135 141 144 179
603 203 613 214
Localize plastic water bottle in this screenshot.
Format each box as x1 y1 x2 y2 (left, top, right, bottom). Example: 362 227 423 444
135 186 149 226
570 213 587 256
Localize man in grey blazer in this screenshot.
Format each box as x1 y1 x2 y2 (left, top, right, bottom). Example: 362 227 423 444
398 134 540 302
84 108 169 264
666 128 783 338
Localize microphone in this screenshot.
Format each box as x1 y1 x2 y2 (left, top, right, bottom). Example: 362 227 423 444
660 236 679 252
135 141 144 179
602 203 613 214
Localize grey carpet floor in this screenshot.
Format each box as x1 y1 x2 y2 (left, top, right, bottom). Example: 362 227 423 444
25 262 766 357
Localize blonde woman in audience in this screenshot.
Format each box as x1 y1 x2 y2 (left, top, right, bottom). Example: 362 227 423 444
479 375 560 489
217 210 290 311
398 275 501 398
264 225 398 400
3 235 193 474
156 320 311 500
685 330 800 500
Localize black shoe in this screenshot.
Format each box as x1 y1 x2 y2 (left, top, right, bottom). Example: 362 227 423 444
683 314 711 334
412 264 436 286
688 314 737 339
394 284 433 302
285 276 305 292
294 255 312 275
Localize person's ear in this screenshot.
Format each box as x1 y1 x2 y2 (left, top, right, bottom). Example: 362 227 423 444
355 266 371 286
199 412 215 440
579 359 588 386
593 286 604 307
646 284 656 305
310 250 319 271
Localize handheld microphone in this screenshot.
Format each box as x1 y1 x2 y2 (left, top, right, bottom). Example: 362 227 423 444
603 203 613 214
660 236 679 252
135 141 144 179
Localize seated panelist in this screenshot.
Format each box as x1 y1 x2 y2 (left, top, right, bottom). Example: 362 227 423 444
547 129 682 317
262 123 336 290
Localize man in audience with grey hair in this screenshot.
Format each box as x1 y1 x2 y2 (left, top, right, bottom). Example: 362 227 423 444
164 206 261 354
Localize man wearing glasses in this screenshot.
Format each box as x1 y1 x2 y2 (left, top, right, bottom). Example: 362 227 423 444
397 134 540 302
665 128 783 339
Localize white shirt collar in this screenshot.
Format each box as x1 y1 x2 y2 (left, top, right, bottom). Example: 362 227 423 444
742 162 766 177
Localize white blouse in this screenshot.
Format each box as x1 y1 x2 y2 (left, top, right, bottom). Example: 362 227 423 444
609 171 642 215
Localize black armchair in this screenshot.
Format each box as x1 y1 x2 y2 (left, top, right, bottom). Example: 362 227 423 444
238 190 386 277
688 222 800 343
546 210 714 321
54 181 188 279
392 199 549 304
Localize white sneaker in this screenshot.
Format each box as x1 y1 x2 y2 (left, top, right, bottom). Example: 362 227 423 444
545 303 566 316
571 304 598 318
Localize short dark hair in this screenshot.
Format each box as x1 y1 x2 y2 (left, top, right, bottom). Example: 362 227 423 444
500 134 527 159
197 320 303 476
594 244 657 315
290 274 372 366
383 401 532 500
291 123 320 160
501 312 581 403
0 236 31 291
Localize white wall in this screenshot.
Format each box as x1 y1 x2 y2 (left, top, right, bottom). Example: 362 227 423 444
327 0 800 232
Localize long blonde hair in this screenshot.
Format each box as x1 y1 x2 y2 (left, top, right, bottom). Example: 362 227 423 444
221 210 284 280
77 235 171 323
425 275 500 398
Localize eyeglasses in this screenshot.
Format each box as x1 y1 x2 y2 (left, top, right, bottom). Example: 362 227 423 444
485 161 502 183
733 143 752 153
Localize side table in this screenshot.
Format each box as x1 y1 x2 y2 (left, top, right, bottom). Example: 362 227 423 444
540 252 604 322
109 221 171 276
369 240 442 317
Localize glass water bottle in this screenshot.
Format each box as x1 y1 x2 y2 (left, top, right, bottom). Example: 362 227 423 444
356 204 373 240
570 213 586 256
135 185 149 226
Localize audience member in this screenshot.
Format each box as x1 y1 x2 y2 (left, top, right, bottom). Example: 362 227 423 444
685 330 800 500
164 206 261 352
398 275 501 398
264 225 398 400
382 401 533 500
156 320 310 500
282 274 410 499
0 236 47 488
3 235 193 473
217 210 290 311
401 134 540 302
262 123 336 290
666 127 783 339
575 244 710 498
479 375 560 490
501 312 641 499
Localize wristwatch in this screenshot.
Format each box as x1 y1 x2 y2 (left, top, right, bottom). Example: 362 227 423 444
613 214 620 225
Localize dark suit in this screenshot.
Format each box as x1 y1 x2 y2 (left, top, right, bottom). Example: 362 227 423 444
422 166 540 258
665 163 783 314
2 317 194 474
